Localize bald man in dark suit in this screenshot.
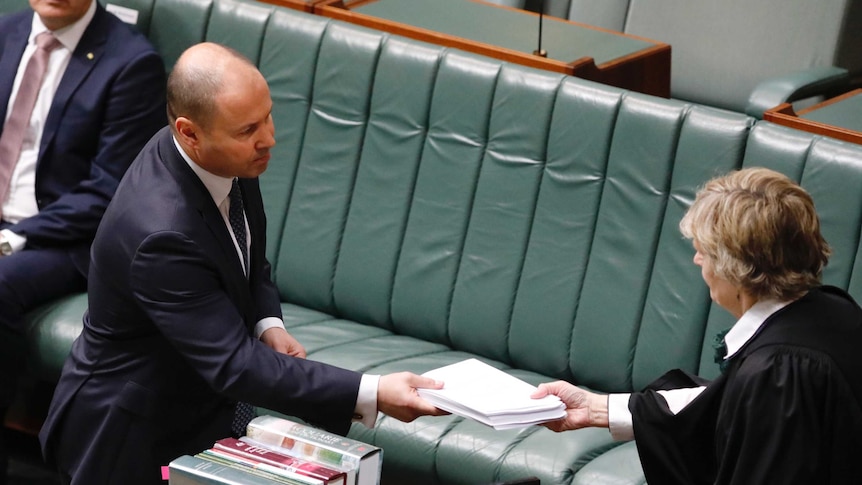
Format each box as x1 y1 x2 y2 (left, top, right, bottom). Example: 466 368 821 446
40 42 444 485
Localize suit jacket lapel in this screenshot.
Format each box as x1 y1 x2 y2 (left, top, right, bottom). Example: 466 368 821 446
0 14 31 128
40 4 109 160
156 131 256 329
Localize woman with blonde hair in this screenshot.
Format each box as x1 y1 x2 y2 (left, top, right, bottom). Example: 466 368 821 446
534 167 862 484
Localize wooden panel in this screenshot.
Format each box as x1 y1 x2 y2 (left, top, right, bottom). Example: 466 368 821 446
764 89 862 146
257 0 319 12
313 0 670 97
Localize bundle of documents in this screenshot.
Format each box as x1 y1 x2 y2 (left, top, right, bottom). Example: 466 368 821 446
417 358 566 430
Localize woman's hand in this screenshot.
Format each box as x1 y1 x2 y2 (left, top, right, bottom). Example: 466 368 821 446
532 381 608 432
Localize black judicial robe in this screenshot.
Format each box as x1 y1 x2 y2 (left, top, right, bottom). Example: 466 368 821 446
629 286 862 485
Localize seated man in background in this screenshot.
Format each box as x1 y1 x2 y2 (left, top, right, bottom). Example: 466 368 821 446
0 0 166 481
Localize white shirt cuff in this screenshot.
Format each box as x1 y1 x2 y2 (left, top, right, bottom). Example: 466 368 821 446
254 317 285 339
657 386 706 415
1 229 26 253
354 374 379 428
607 393 634 441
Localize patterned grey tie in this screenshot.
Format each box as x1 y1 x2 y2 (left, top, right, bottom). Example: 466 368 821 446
0 32 62 214
231 400 256 438
228 178 254 436
228 178 248 275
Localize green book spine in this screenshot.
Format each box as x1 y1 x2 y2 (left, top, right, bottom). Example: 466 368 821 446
168 454 306 485
197 451 310 485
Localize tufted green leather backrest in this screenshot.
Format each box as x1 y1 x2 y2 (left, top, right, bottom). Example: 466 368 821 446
102 0 155 35
245 3 761 392
102 0 276 72
0 0 30 15
207 0 271 64
96 0 213 71
82 0 862 396
503 0 630 30
566 0 629 30
257 9 332 271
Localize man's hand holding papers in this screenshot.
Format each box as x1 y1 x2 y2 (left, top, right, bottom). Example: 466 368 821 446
417 359 565 430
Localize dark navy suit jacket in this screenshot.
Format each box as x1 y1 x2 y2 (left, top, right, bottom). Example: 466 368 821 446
40 127 362 484
0 4 166 275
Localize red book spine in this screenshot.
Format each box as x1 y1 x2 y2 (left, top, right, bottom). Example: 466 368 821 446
214 437 347 485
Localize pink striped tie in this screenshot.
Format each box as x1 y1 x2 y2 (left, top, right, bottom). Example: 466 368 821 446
0 31 62 213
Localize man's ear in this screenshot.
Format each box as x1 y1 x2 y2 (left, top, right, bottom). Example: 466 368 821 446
175 117 199 146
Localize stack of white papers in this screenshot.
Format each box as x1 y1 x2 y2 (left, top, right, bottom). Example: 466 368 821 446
417 358 566 430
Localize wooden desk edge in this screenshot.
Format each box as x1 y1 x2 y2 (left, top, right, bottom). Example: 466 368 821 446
315 1 576 76
586 43 670 98
764 95 862 146
313 0 670 97
796 88 862 116
257 0 317 12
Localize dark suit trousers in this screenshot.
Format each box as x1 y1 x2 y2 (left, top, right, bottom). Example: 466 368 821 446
0 222 84 485
0 221 85 326
0 221 86 407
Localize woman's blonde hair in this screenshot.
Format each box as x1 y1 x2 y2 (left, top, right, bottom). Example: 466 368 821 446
679 167 830 301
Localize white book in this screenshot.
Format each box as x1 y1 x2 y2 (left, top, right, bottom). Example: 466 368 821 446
245 416 382 485
417 358 565 430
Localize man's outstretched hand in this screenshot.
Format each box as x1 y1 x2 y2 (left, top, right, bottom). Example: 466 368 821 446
377 372 449 422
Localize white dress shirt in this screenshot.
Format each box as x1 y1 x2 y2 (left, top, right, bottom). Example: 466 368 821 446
608 298 791 441
0 0 97 252
172 136 380 427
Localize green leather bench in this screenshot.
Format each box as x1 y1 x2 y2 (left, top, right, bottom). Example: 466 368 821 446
7 0 862 483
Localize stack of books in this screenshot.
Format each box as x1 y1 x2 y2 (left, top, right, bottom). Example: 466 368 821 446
169 416 382 485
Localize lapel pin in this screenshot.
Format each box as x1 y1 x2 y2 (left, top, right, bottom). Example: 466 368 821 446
87 52 94 60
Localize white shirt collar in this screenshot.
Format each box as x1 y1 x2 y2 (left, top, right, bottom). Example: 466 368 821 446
724 298 792 359
172 135 233 207
30 0 97 53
